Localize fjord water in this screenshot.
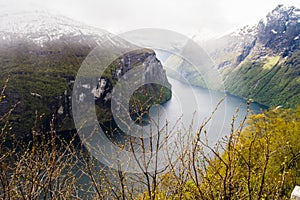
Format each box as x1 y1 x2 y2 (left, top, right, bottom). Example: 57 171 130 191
150 77 267 144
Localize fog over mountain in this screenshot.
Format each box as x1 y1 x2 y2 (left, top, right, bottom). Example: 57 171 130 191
2 0 300 39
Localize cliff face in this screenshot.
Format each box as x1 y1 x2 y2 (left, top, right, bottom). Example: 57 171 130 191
0 10 171 137
77 49 172 125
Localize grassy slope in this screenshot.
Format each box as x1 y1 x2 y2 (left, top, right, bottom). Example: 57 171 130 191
224 51 300 108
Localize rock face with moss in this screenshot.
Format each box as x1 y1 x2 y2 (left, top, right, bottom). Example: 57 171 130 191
0 9 171 137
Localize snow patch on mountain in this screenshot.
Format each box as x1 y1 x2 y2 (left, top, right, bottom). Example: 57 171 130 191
230 25 257 37
0 4 118 46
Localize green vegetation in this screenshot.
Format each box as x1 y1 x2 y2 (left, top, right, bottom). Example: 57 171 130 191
224 51 300 108
262 56 280 70
197 107 300 199
0 40 90 135
0 40 171 137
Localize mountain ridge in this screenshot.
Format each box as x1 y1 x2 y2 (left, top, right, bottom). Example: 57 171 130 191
177 4 300 108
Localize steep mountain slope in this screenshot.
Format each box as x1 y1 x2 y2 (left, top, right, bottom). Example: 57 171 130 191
217 5 300 108
202 25 257 70
176 5 299 108
0 9 171 137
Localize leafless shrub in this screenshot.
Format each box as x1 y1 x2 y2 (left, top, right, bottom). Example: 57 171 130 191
1 78 297 199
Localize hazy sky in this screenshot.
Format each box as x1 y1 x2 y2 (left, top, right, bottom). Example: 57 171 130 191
2 0 300 39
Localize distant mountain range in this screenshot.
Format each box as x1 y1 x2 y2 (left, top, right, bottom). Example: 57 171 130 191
168 5 300 108
0 8 171 136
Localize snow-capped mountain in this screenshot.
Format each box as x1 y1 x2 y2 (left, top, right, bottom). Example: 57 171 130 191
0 10 105 41
202 5 300 69
0 5 129 49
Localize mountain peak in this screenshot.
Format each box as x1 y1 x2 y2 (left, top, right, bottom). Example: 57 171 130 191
272 4 296 12
260 5 299 25
256 5 300 56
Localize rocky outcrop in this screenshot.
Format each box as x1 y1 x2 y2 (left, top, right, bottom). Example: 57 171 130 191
257 5 300 56
78 49 172 123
